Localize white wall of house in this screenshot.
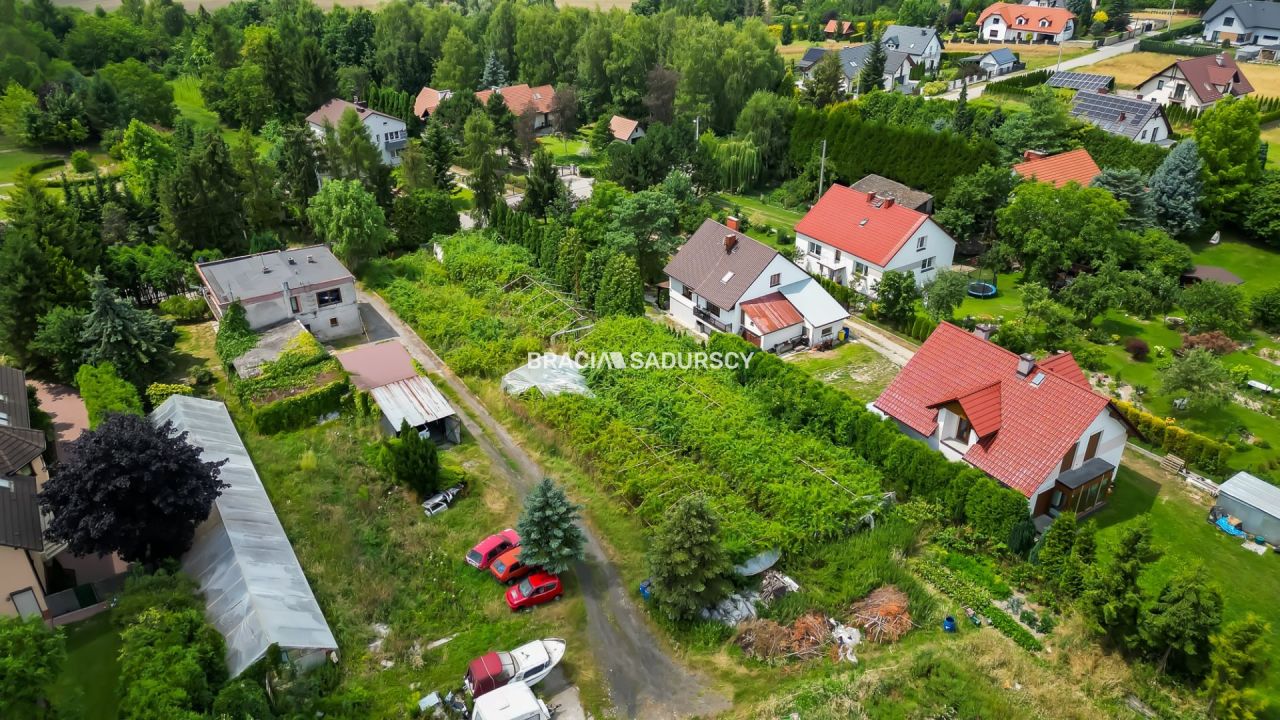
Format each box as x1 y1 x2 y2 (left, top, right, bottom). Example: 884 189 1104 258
1027 409 1128 511
795 217 955 298
918 38 944 71
981 15 1073 42
309 112 407 166
667 256 819 340
1134 67 1240 112
222 280 362 342
806 319 845 346
742 316 805 351
1135 115 1170 144
1202 8 1256 43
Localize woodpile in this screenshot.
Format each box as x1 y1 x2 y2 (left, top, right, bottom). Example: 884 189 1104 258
735 612 831 662
849 585 913 643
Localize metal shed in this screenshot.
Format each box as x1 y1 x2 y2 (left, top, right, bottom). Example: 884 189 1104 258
370 377 461 443
151 395 338 677
1216 471 1280 542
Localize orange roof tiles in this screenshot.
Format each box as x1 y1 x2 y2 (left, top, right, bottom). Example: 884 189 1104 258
979 2 1075 34
794 184 931 267
475 84 556 117
741 292 805 333
609 115 640 142
1012 148 1101 189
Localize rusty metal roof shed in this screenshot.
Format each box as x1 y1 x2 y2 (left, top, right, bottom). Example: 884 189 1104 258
370 377 456 428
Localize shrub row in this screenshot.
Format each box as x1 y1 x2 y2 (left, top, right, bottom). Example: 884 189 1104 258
907 315 938 343
915 558 1043 651
983 69 1052 98
145 382 194 407
1147 21 1204 42
158 294 211 321
1113 400 1234 473
1137 39 1219 56
252 378 350 435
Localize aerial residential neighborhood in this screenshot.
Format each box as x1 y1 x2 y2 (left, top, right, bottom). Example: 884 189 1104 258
3 0 1280 717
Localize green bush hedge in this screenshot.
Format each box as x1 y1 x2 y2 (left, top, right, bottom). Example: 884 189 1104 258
252 378 350 434
159 295 211 321
1113 400 1234 473
146 382 193 407
1137 39 1219 56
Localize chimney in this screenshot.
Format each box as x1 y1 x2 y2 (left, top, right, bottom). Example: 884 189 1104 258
1216 53 1225 66
881 197 895 209
1022 149 1046 161
866 191 878 204
725 216 740 231
1016 353 1036 378
1118 111 1127 122
973 323 996 341
724 234 737 253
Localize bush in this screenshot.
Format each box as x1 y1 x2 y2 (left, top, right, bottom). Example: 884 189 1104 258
1114 401 1234 472
921 81 947 97
214 302 257 364
70 150 94 173
1182 331 1239 355
159 295 211 321
252 379 350 434
1124 337 1149 361
76 362 143 428
145 382 193 407
213 679 275 719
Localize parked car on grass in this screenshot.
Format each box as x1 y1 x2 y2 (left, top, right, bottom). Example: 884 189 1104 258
467 528 521 569
464 638 567 698
471 682 550 720
489 546 535 585
422 483 466 517
505 572 563 611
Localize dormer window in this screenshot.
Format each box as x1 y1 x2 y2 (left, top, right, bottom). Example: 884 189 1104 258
1039 18 1050 27
1016 15 1027 25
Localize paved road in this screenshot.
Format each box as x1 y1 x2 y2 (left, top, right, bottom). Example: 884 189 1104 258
356 290 731 719
940 34 1154 100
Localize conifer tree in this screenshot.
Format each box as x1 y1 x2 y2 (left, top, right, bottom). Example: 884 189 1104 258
161 132 246 256
521 148 566 217
1083 519 1162 653
390 419 440 497
79 272 176 386
465 112 503 223
648 495 734 622
780 17 793 45
1141 565 1223 676
953 80 974 135
803 52 845 108
595 253 645 317
1148 138 1203 236
480 50 508 89
858 29 887 96
1204 614 1271 719
515 478 586 575
422 120 458 192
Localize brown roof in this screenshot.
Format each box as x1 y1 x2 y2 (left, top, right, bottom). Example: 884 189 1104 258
306 98 399 128
475 84 555 117
0 367 45 476
849 174 933 213
609 115 640 142
0 475 43 551
413 87 453 119
1012 148 1101 189
664 219 779 309
741 293 805 333
1142 54 1253 105
336 341 418 391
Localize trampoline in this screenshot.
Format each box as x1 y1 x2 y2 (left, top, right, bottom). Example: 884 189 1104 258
966 266 998 298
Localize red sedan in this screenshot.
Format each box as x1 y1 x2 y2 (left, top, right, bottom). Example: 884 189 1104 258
505 572 563 611
467 529 521 570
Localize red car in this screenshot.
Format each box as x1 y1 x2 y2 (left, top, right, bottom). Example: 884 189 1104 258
489 546 535 585
467 529 521 569
505 572 563 611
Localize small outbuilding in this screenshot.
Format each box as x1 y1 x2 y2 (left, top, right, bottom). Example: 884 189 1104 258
609 115 645 144
1215 471 1280 542
336 341 461 444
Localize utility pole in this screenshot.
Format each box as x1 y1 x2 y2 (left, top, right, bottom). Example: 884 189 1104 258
817 139 827 201
694 116 700 141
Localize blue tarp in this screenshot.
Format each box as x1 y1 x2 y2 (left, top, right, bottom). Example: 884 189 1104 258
1217 516 1247 537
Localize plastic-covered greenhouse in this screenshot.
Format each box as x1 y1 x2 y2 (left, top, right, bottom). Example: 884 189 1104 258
152 395 338 677
501 354 592 397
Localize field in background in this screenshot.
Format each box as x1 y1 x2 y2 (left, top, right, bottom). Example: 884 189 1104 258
55 0 629 8
1076 50 1280 95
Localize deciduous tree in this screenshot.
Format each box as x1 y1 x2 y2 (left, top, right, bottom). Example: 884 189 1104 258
307 179 389 270
647 494 734 622
1161 348 1233 412
0 617 65 720
1182 280 1250 336
433 26 482 92
515 478 586 575
1194 97 1261 225
922 269 968 321
803 51 845 109
873 270 921 327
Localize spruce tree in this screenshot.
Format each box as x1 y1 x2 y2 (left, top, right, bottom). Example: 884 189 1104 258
79 272 176 386
390 420 440 497
161 131 246 256
595 253 645 317
1141 565 1223 676
1148 138 1203 236
1204 614 1271 719
480 50 508 89
521 149 566 218
1034 511 1077 585
780 18 793 45
515 478 586 575
648 495 734 622
858 30 887 96
1091 167 1151 229
464 111 503 223
1083 519 1162 653
589 114 613 153
422 119 458 192
953 80 974 135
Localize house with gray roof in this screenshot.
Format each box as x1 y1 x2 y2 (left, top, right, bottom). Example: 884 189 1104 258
306 98 407 166
196 245 362 342
1070 90 1172 144
880 25 944 71
1203 0 1280 45
837 44 917 94
1 366 50 619
664 218 848 352
796 46 829 73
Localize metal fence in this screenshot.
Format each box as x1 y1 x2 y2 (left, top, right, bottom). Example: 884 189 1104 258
44 573 128 618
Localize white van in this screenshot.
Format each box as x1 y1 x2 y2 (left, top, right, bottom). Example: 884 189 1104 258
471 682 551 720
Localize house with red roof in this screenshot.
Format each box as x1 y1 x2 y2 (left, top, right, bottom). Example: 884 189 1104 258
1134 53 1253 112
794 184 956 297
824 19 856 37
306 98 408 166
978 2 1076 43
415 84 557 129
1012 148 1102 188
609 115 645 144
664 218 849 352
874 323 1131 527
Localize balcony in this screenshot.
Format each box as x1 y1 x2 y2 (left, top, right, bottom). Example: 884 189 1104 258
693 306 730 332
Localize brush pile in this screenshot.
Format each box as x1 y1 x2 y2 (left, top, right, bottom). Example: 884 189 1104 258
735 612 832 662
849 585 913 643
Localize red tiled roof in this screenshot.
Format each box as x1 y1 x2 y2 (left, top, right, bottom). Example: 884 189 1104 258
825 19 855 34
1152 54 1254 105
741 292 804 333
475 84 556 117
1012 148 1101 189
609 115 640 142
874 323 1112 497
305 98 384 128
413 87 453 119
794 184 931 267
978 2 1075 34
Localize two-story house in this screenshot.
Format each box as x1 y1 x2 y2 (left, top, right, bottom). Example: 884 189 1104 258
881 25 944 72
415 84 556 129
306 98 408 166
1 367 53 619
196 245 362 342
794 184 956 297
978 3 1076 42
837 44 917 94
874 323 1132 528
1070 90 1173 144
1202 0 1280 45
664 219 849 351
1134 54 1254 112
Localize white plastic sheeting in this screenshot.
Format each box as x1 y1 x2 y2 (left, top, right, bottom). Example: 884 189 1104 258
501 354 592 397
152 395 337 677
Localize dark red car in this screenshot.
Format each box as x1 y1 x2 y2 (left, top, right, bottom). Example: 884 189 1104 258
505 572 563 611
467 529 521 569
489 546 535 585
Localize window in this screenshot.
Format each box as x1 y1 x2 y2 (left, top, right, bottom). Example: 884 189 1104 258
821 327 833 337
1039 18 1049 27
705 302 722 315
991 16 1000 23
921 256 935 271
916 236 927 251
316 288 343 307
1084 431 1102 460
1156 79 1165 90
855 262 868 275
1141 130 1148 140
769 273 781 287
953 415 973 443
681 285 693 300
989 28 999 37
834 249 842 262
329 317 339 327
289 296 300 313
808 242 821 256
1060 442 1078 472
0 411 8 426
1224 15 1234 26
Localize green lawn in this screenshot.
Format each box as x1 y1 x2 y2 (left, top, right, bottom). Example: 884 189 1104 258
1090 459 1280 709
0 135 63 185
955 272 1026 320
789 341 899 402
537 132 603 168
1188 233 1280 298
709 193 806 253
53 612 122 720
171 76 222 131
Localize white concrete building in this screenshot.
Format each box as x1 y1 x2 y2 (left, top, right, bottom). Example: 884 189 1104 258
196 245 362 342
794 184 956 297
978 2 1076 43
664 219 849 352
306 98 408 166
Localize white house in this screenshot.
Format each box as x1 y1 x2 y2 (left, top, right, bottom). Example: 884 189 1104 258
874 323 1132 528
1202 0 1280 45
978 2 1076 43
306 98 407 166
196 245 362 342
1134 54 1254 112
969 47 1020 75
836 44 917 94
881 25 944 71
1070 90 1173 144
794 184 956 297
609 115 645 143
663 218 849 352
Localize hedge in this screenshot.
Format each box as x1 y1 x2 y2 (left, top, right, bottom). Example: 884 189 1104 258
77 362 143 428
1147 21 1204 42
252 378 350 434
1078 126 1169 174
145 382 194 408
1113 400 1234 472
1137 39 1220 56
915 558 1044 651
983 69 1053 98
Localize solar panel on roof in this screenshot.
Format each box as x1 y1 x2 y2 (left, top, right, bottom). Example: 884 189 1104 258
1046 71 1114 91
